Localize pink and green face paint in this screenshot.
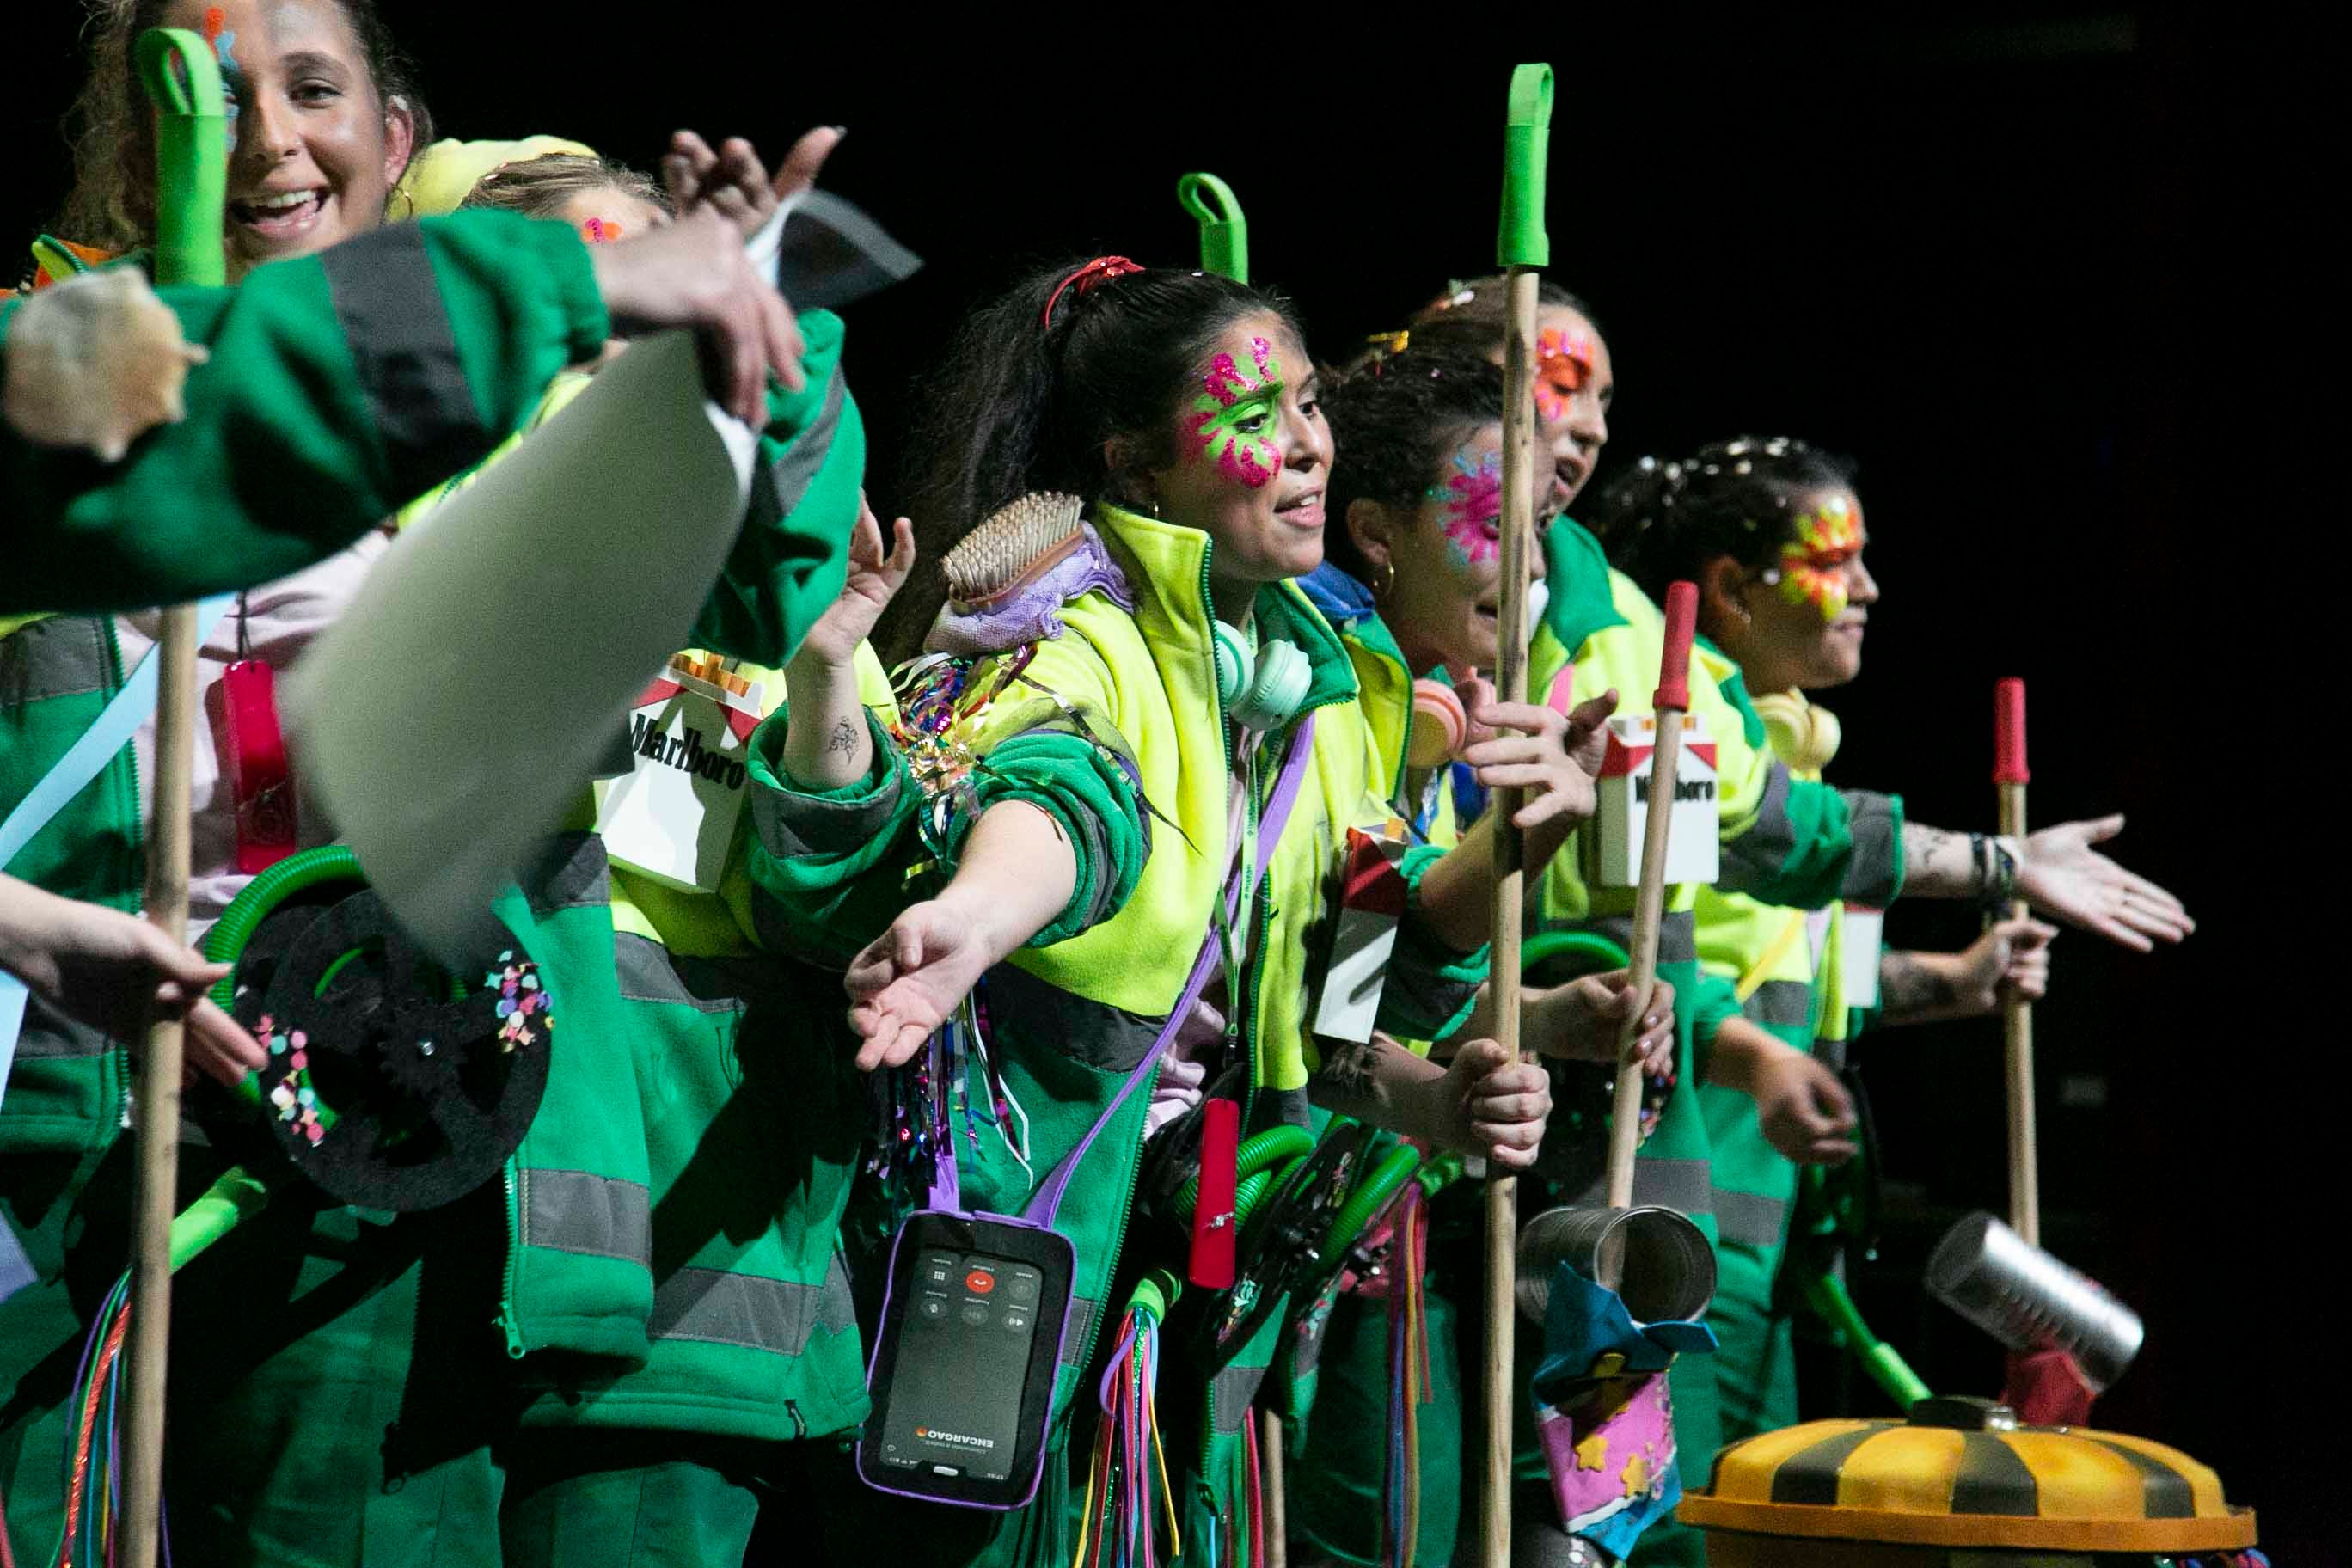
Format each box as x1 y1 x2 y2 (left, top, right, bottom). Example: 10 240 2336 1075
1430 448 1505 568
1775 495 1865 621
1534 326 1595 423
1188 336 1284 488
202 7 242 135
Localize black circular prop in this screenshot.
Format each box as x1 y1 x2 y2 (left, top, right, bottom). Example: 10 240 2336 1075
1197 1121 1374 1370
226 887 551 1210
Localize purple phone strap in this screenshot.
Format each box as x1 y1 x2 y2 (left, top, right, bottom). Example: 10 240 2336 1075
1018 714 1317 1228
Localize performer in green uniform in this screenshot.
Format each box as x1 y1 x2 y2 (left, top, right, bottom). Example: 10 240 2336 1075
1588 437 2058 1447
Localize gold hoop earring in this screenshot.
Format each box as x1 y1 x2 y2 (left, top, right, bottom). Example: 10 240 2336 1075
1370 560 1396 601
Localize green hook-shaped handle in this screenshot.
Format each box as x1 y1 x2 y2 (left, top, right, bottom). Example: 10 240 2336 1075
1498 62 1554 270
1178 171 1248 284
136 28 229 288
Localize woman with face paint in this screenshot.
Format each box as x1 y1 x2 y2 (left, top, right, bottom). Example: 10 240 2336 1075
2 10 867 1565
744 259 1614 1568
1590 438 2058 1452
1281 348 1681 1568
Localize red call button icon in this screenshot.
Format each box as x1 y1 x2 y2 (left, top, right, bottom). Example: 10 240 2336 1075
965 1271 995 1295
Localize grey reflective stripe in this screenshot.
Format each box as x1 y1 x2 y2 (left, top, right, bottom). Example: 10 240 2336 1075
0 617 109 704
1839 789 1902 907
748 713 903 860
1379 940 1486 1041
744 368 846 538
1743 979 1813 1030
1211 1359 1268 1433
516 831 611 916
524 1167 651 1265
317 224 482 499
1814 1036 1849 1073
1713 1188 1790 1248
1720 762 1799 897
1057 1295 1099 1372
1570 1156 1713 1216
1658 910 1696 965
612 933 742 1014
1535 910 1694 970
985 961 1161 1074
9 1001 106 1062
1252 1087 1312 1135
649 1258 856 1355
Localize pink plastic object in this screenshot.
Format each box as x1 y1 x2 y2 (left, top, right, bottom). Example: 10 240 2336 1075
1544 665 1577 716
1187 1098 1240 1290
1654 582 1698 712
1994 677 2030 785
1407 679 1468 770
222 658 297 873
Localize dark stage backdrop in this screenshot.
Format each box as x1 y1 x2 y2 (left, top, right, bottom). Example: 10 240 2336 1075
1 9 2321 1559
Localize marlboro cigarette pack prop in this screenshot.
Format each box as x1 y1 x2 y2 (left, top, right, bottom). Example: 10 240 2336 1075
1313 820 1413 1045
1589 712 1718 888
593 653 764 892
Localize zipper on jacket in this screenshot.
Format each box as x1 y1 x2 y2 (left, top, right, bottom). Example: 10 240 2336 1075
1066 1057 1160 1408
785 1399 806 1439
498 1158 527 1357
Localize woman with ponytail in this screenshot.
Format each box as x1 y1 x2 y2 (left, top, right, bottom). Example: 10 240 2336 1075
750 257 1601 1568
1589 438 2057 1449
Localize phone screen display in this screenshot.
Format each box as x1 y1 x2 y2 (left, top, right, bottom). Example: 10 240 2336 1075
872 1248 1045 1484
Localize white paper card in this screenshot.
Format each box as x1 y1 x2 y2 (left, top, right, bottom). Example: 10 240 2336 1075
287 331 750 959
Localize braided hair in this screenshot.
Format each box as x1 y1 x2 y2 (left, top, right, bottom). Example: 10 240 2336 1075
1319 352 1506 586
1588 437 1859 605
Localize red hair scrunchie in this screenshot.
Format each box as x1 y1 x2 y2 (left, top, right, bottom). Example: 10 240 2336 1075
1041 255 1145 328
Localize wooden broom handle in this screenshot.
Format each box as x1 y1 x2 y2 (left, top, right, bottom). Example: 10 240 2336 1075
1479 260 1540 1568
124 603 198 1568
1602 583 1697 1212
1994 678 2037 1245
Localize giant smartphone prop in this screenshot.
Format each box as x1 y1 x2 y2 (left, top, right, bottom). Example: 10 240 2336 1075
858 1210 1074 1510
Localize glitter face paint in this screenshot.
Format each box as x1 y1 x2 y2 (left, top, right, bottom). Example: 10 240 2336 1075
1776 495 1865 621
1430 448 1505 568
1188 335 1283 488
1534 325 1595 423
202 6 242 134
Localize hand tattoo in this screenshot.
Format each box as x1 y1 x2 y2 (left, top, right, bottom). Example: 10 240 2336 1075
1316 1038 1381 1102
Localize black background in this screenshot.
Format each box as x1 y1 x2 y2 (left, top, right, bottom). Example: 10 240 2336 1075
2 7 2325 1560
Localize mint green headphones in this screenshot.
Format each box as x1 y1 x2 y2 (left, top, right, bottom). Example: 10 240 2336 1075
1213 622 1311 733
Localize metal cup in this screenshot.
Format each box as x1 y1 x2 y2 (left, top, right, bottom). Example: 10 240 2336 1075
1926 1211 2144 1393
1516 1204 1717 1326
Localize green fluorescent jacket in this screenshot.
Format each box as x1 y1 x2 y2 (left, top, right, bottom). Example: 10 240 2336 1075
744 501 1488 1478
3 292 869 1445
3 211 612 613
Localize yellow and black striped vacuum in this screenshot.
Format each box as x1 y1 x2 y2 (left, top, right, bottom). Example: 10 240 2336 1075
1677 1395 2260 1566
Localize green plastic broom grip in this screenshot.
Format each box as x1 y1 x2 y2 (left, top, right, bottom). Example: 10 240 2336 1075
136 28 228 289
1178 172 1248 284
168 1165 273 1272
1801 1268 1931 1411
1498 63 1554 270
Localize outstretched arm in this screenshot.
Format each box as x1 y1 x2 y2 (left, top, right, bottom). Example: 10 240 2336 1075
843 803 1077 1070
1899 816 2188 951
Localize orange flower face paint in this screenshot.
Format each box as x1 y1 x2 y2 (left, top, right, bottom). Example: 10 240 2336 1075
1534 326 1594 422
1775 495 1865 621
580 217 624 244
